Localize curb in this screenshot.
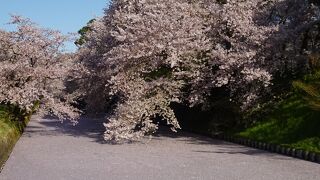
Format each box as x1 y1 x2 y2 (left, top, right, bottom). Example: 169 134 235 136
211 134 320 164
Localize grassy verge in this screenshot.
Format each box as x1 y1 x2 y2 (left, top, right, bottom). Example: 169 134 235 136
235 94 320 153
0 105 31 169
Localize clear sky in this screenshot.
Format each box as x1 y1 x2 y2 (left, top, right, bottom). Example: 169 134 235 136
0 0 110 51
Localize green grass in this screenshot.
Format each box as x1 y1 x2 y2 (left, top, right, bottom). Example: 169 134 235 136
0 105 30 169
236 94 320 153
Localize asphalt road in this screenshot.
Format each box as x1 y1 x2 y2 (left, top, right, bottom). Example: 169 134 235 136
1 116 320 180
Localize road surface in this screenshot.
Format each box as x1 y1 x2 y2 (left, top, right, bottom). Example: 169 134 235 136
1 116 320 180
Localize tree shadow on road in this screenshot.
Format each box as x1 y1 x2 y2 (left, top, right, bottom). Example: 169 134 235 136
24 116 298 161
24 115 106 144
153 126 296 161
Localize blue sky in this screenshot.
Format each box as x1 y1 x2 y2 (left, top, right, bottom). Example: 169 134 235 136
0 0 110 51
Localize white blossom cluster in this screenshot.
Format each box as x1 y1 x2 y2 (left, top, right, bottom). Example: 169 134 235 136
0 16 81 121
76 0 320 142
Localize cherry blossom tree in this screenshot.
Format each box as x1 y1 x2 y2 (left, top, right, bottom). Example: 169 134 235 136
0 16 81 122
78 0 319 142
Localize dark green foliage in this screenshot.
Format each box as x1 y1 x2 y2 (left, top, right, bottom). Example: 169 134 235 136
75 19 96 47
143 66 173 82
293 81 320 110
293 54 320 111
216 0 227 5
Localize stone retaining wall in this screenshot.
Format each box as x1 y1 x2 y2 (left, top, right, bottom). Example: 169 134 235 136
211 134 320 164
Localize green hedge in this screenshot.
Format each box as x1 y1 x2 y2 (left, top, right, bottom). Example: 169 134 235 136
0 105 31 170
